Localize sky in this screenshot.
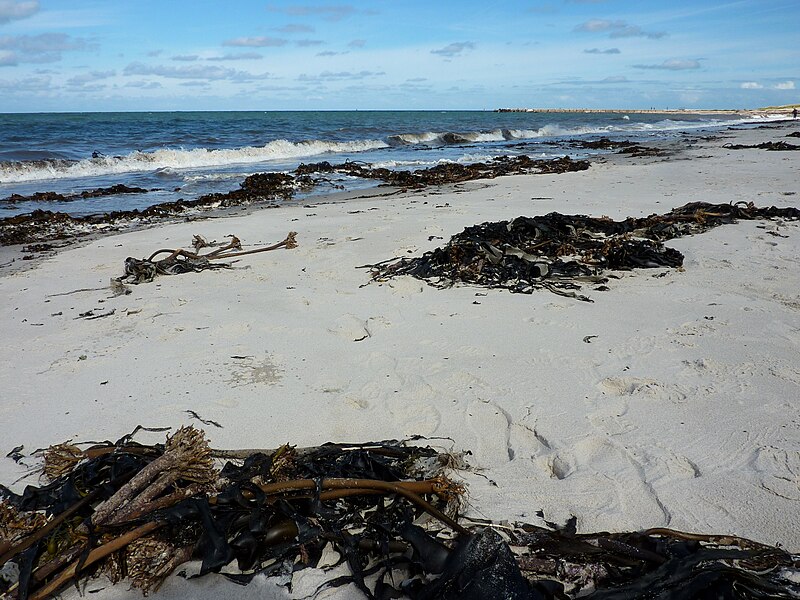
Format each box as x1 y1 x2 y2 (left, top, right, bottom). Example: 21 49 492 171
0 0 797 112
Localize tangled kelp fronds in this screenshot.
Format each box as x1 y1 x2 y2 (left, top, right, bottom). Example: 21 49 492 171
570 138 637 150
296 155 589 189
723 141 800 151
1 428 797 599
369 202 800 301
117 232 297 284
0 428 464 599
2 185 151 205
0 175 302 247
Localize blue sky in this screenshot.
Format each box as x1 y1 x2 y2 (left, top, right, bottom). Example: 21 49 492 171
0 0 797 112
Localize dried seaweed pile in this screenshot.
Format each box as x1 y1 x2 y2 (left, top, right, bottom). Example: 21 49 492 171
0 428 465 599
2 185 150 205
723 141 800 151
117 232 297 285
568 138 666 157
370 202 800 301
0 173 301 247
1 427 797 599
296 155 589 188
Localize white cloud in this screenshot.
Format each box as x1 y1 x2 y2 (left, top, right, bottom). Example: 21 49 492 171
575 19 666 39
123 61 269 81
297 70 384 82
633 59 700 70
223 36 287 48
267 5 371 22
124 80 161 89
207 52 263 61
0 0 39 24
67 69 114 86
0 73 49 90
431 41 475 57
0 33 92 65
774 80 795 90
584 47 620 54
528 4 557 14
740 81 762 89
276 23 315 33
554 75 628 85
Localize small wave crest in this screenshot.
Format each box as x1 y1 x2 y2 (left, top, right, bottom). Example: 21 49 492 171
388 128 521 146
385 125 642 147
0 138 389 183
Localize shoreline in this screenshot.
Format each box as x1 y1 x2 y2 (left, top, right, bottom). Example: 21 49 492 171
0 117 780 274
0 120 798 597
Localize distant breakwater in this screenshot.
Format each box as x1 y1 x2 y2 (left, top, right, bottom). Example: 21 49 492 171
496 108 747 115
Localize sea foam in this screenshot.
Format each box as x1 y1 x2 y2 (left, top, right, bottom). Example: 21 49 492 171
0 138 389 183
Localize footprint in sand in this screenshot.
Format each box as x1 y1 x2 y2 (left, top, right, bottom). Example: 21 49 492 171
753 446 800 501
465 399 514 465
597 376 688 403
328 314 371 342
328 314 392 342
540 453 573 480
387 278 425 295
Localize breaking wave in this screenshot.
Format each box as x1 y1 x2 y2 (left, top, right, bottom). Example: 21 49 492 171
381 117 762 149
387 128 541 146
0 138 390 184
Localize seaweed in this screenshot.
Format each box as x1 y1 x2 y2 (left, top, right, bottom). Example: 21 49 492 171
369 202 800 301
1 428 797 599
723 141 800 151
1 185 151 205
117 232 298 284
296 155 590 188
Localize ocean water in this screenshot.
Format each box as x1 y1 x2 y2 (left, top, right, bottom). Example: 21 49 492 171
0 110 775 217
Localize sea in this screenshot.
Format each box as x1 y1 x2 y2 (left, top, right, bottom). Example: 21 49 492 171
0 110 780 217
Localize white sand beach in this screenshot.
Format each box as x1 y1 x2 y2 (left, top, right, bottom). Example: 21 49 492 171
1 122 798 597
